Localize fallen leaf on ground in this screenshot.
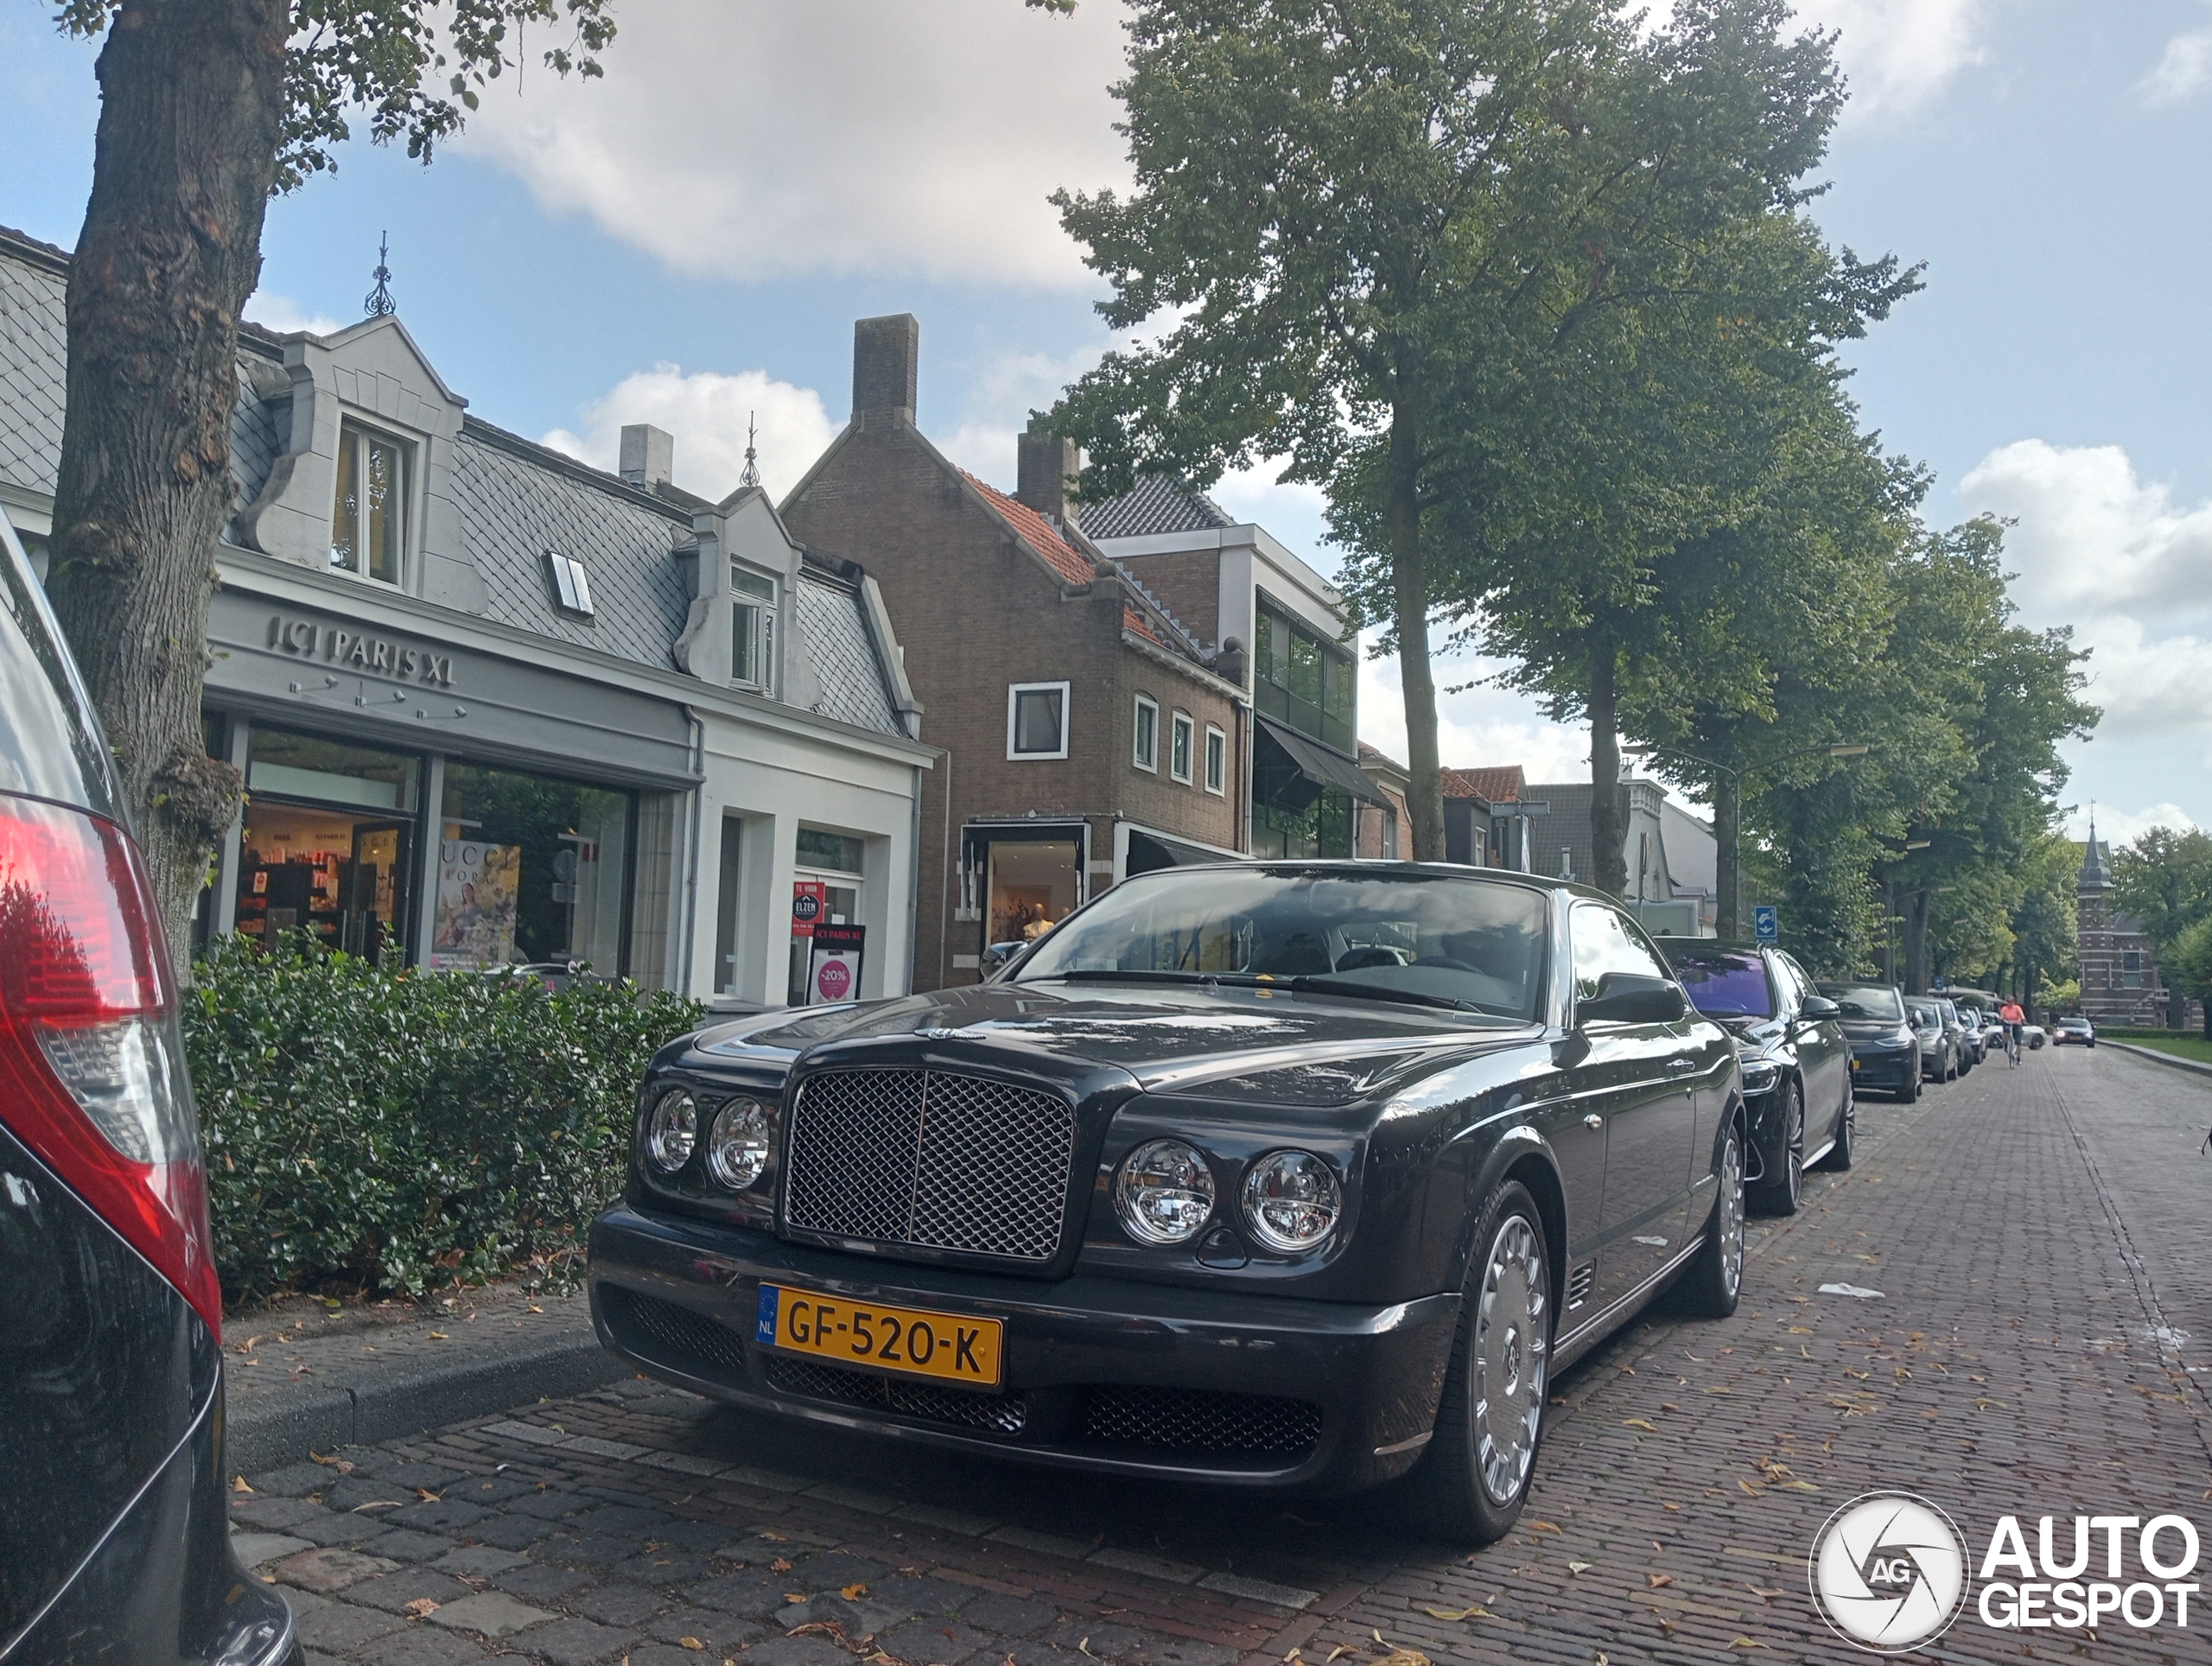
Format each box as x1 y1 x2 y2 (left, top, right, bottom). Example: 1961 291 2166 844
1738 1479 1764 1496
771 1558 793 1572
403 1599 439 1618
1528 1521 1562 1534
1729 1640 1766 1650
1661 1504 1681 1512
352 1501 402 1513
1376 1652 1433 1666
842 1583 869 1600
1779 1481 1821 1491
1567 1561 1593 1575
1421 1606 1495 1620
308 1452 354 1474
759 1531 787 1541
1646 1574 1673 1588
427 1331 449 1340
1659 1402 1681 1413
232 1476 252 1493
679 1641 705 1652
1623 1419 1658 1433
414 1488 441 1501
784 1593 806 1605
1748 1585 1783 1598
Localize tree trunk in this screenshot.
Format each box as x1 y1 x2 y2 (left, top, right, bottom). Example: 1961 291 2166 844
1903 885 1933 995
1713 770 1740 938
1387 398 1444 862
45 0 288 973
1586 640 1626 896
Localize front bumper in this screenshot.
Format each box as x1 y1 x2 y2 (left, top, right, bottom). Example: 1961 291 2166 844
588 1203 1460 1494
1847 1044 1917 1092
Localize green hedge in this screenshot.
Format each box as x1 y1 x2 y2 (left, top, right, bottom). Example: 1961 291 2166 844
183 937 702 1306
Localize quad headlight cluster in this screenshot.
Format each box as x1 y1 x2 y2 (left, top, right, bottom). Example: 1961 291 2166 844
1113 1138 1343 1256
642 1089 774 1192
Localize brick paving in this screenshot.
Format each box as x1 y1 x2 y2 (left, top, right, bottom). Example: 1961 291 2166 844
240 1049 2212 1664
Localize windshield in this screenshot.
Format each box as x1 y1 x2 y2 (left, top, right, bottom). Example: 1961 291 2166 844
1666 947 1773 1019
1012 867 1549 1021
1819 982 1905 1023
1906 1002 1942 1030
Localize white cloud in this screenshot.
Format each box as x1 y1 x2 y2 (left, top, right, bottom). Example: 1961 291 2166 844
1958 438 2212 741
2061 802 2199 846
1796 0 1987 119
540 363 834 501
245 291 347 337
458 0 1128 287
2137 15 2212 105
1357 642 1591 785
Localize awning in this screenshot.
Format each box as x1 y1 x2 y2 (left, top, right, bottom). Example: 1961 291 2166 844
1254 715 1389 808
1125 827 1243 877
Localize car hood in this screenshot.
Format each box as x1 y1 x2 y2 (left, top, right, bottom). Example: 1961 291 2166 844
693 978 1539 1097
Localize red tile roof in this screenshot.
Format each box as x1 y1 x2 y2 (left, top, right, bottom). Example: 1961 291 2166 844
1441 765 1524 804
1122 604 1163 645
961 471 1095 587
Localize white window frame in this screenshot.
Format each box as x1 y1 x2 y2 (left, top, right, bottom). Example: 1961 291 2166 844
545 549 594 616
329 417 413 588
1168 710 1194 784
731 561 779 693
1132 694 1160 773
1204 724 1227 796
1007 681 1071 760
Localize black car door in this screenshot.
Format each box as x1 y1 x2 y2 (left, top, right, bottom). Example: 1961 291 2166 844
1779 953 1847 1140
1568 903 1700 1314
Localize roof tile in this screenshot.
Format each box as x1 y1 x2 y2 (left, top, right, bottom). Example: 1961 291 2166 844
960 470 1094 586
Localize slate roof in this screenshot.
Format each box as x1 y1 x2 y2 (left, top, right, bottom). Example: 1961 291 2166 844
1441 765 1524 804
960 469 1095 586
1077 476 1235 541
0 225 910 740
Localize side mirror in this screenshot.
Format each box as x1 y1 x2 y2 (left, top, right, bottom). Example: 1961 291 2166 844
1578 973 1688 1027
1801 995 1841 1021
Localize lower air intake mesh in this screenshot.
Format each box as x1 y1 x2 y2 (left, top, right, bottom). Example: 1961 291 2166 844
1083 1385 1322 1458
600 1285 748 1377
765 1357 1028 1434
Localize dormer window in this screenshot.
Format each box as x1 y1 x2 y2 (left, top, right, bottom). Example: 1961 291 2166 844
546 550 594 617
731 562 778 691
330 420 409 586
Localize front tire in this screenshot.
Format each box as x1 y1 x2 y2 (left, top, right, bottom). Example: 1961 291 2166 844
1898 1060 1920 1103
1405 1180 1552 1544
1676 1119 1745 1319
1815 1078 1855 1171
1749 1082 1804 1216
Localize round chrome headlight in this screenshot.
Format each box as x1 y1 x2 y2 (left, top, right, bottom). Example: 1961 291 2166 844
1115 1139 1217 1245
643 1089 697 1173
1243 1149 1342 1254
705 1098 773 1191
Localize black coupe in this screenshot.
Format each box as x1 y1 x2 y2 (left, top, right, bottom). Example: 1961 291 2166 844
588 863 1749 1543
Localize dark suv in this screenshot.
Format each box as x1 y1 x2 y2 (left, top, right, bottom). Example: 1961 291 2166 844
0 511 296 1663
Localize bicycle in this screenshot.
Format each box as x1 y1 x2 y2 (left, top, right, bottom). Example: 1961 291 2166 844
2004 1023 2022 1066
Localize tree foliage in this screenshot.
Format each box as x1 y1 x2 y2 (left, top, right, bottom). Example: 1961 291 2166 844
2110 826 2212 959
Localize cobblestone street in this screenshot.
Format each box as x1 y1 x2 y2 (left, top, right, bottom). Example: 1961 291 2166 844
237 1047 2212 1666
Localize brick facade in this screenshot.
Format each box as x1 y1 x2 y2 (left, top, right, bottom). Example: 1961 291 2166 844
783 317 1246 989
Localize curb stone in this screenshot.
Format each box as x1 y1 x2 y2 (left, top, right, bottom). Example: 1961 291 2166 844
2103 1039 2212 1081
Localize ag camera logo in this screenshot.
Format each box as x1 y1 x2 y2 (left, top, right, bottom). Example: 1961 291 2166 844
1809 1491 1970 1653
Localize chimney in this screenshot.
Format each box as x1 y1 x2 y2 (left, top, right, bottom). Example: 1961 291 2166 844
1016 417 1078 526
852 313 920 424
619 423 674 490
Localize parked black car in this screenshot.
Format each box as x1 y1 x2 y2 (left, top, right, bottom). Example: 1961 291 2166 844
591 863 1748 1542
1654 939 1853 1216
0 512 296 1663
1818 981 1923 1102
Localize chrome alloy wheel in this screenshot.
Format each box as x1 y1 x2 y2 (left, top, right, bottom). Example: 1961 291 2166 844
1716 1129 1745 1300
1471 1214 1548 1506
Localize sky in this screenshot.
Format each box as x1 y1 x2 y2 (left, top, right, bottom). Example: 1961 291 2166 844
3 0 2209 848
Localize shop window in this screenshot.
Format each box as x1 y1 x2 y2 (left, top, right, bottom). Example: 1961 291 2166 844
1253 595 1354 754
247 727 419 813
984 836 1079 951
787 832 865 1004
1169 712 1194 783
234 728 423 967
1007 681 1069 760
435 762 633 973
1253 785 1352 862
1133 695 1159 773
1205 725 1226 795
796 827 865 874
330 420 410 586
731 563 777 690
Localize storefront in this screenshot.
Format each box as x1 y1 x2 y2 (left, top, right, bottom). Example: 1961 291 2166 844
200 570 698 981
959 821 1090 963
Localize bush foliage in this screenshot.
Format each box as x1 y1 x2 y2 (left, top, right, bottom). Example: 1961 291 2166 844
183 937 701 1305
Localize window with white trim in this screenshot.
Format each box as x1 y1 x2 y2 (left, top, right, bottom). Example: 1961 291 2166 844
1169 711 1193 783
731 562 778 691
1007 681 1070 760
545 550 594 616
1133 695 1159 773
330 420 410 586
1204 725 1226 796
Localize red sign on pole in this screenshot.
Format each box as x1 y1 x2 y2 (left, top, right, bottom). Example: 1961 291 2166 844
791 880 826 938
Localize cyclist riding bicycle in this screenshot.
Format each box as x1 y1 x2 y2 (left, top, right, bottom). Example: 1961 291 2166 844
1998 998 2026 1065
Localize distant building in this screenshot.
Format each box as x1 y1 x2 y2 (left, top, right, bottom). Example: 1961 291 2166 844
2075 823 2191 1026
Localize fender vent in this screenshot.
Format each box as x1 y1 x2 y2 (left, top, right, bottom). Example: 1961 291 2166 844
1566 1262 1596 1310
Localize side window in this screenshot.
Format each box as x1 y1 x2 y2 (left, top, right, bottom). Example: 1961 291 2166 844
1570 903 1673 1006
1133 695 1159 772
1007 682 1070 760
730 563 778 690
1777 954 1812 1013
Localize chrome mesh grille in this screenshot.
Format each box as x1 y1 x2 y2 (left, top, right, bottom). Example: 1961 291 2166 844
1083 1386 1323 1457
766 1357 1028 1434
784 1068 1076 1262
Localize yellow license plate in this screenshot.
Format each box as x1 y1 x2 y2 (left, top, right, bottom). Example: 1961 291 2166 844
755 1284 1002 1388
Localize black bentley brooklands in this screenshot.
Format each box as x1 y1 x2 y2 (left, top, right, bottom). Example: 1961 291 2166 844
589 862 1747 1541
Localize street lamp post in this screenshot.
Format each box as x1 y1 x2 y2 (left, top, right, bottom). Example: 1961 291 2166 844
1624 741 1871 939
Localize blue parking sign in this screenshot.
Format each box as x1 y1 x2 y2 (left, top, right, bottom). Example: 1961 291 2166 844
1752 905 1779 944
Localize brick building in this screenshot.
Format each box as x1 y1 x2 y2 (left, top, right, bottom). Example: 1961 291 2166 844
2075 821 2193 1027
784 315 1267 989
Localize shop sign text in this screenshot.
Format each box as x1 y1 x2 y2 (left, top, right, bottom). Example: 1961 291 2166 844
267 613 457 688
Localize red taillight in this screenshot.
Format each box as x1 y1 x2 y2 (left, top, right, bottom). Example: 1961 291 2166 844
0 794 221 1339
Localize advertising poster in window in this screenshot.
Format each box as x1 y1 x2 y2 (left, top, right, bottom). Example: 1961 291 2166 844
430 839 520 969
805 923 865 1005
791 879 826 939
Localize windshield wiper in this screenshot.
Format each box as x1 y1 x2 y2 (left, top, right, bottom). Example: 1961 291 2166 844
1046 969 1212 984
1281 976 1490 1014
